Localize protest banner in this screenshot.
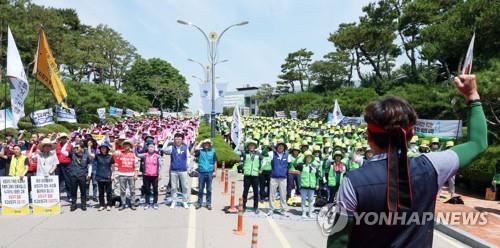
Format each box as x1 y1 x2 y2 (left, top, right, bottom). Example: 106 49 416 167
0 109 17 130
31 176 61 215
414 119 462 139
91 134 105 141
55 106 77 123
125 108 136 118
308 110 319 119
0 177 29 215
30 108 55 127
147 108 161 116
109 106 123 117
97 108 106 120
339 116 365 126
289 110 297 119
275 111 286 119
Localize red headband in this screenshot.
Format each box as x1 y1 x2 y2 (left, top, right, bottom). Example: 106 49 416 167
367 122 414 212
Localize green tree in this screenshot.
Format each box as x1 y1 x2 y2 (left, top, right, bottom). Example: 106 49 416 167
310 51 353 92
124 58 191 110
278 48 314 92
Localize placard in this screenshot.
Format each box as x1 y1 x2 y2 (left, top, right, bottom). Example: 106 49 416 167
0 177 29 215
30 108 55 127
31 176 61 215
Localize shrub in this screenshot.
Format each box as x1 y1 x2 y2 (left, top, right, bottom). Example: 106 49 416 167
459 144 500 184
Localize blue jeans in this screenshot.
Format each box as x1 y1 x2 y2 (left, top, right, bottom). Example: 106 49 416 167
197 172 213 206
287 173 301 199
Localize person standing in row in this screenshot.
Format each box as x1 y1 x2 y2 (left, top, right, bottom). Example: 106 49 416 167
137 144 162 210
269 140 289 217
297 150 320 218
8 145 28 179
35 138 59 177
259 140 273 202
91 142 114 211
68 142 92 211
116 139 139 211
193 139 217 210
163 133 191 209
239 140 262 214
56 133 73 201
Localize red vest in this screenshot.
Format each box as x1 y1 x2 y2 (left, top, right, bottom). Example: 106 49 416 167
56 142 73 164
117 152 136 173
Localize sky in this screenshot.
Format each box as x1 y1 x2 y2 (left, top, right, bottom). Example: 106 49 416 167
32 0 376 112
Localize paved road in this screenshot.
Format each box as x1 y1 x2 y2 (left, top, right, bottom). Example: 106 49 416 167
0 156 470 248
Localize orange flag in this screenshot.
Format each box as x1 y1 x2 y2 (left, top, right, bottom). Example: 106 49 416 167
32 29 68 107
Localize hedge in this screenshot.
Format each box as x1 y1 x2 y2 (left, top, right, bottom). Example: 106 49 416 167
460 144 500 184
196 124 239 168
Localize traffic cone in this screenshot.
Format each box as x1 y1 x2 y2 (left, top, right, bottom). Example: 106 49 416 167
223 169 229 195
251 224 259 248
220 168 225 184
227 181 238 213
233 197 245 235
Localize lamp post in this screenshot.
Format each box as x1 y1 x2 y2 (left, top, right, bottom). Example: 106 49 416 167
178 19 248 138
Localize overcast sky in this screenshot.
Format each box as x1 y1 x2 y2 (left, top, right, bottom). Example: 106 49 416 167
33 0 377 112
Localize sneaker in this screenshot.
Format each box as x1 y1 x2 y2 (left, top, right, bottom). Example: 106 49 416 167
144 204 151 210
70 205 77 212
106 206 112 211
267 210 274 216
98 206 105 211
170 201 176 209
255 208 260 215
139 198 146 204
82 206 87 211
182 202 189 209
302 212 307 218
195 204 201 210
130 205 136 211
118 206 126 211
206 205 212 210
283 211 289 217
153 204 159 210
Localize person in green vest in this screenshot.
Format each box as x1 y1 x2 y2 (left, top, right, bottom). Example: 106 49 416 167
300 140 309 153
259 140 273 202
239 139 263 214
287 143 303 200
408 135 420 157
297 150 320 218
327 150 346 203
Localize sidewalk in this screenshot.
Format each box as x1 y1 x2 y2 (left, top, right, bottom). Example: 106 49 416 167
435 189 500 246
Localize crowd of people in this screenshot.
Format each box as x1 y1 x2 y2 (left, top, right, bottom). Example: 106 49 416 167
0 117 201 211
215 109 481 218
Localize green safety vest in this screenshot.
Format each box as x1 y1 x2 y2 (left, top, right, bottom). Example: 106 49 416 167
301 164 318 189
328 165 345 187
243 153 260 176
261 151 273 172
289 154 304 172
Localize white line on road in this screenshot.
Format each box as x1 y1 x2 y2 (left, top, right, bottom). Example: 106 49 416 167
434 230 468 248
187 176 197 248
267 217 292 248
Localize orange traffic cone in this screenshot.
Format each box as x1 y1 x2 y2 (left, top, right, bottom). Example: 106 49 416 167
251 224 259 247
227 181 238 213
233 197 245 235
223 169 229 195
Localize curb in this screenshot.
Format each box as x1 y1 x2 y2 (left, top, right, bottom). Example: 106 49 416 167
435 221 498 248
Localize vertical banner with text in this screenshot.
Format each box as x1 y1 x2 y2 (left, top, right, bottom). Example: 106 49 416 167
0 177 29 215
31 176 61 215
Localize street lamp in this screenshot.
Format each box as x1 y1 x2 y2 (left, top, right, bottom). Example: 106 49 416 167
192 75 204 83
178 19 248 138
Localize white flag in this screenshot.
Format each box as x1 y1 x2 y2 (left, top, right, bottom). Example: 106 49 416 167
6 27 29 126
332 99 344 125
462 32 475 75
230 105 242 152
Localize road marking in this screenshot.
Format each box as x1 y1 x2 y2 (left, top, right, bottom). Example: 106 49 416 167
434 230 467 248
187 176 197 248
267 217 292 248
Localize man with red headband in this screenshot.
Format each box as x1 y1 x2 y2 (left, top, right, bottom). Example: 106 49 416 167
326 75 488 248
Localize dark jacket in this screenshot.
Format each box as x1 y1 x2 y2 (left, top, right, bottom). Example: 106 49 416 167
94 153 114 182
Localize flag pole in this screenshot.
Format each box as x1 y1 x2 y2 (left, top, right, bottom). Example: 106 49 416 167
1 22 6 136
